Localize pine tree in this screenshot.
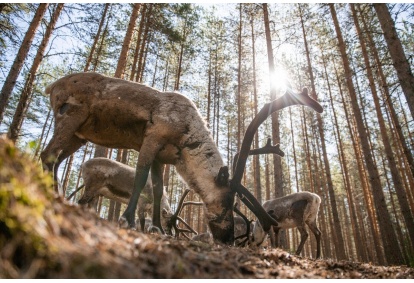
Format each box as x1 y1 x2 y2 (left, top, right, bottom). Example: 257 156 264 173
0 3 48 123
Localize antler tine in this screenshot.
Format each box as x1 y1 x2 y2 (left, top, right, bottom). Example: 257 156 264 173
167 189 200 239
66 184 85 201
176 189 191 216
233 203 252 247
248 138 284 157
177 216 198 235
182 201 203 208
232 138 285 174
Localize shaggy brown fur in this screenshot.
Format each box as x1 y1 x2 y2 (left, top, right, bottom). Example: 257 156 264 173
251 192 321 259
41 72 235 244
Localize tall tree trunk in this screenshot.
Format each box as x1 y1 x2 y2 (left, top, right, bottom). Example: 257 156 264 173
351 3 414 251
236 3 242 152
334 62 385 265
84 3 110 72
262 3 283 198
299 4 346 259
8 3 64 143
357 4 414 182
34 108 52 158
0 3 48 124
92 7 111 72
207 46 212 129
130 4 147 81
326 66 367 261
289 108 299 192
330 3 404 265
250 12 262 204
115 3 141 79
136 4 152 82
373 4 414 119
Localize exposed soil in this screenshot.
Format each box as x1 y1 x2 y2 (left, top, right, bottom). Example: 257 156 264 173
1 136 413 279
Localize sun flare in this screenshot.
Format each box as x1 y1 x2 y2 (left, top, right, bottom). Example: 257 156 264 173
270 67 290 92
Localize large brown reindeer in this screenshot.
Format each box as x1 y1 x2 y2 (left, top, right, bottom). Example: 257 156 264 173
41 72 322 244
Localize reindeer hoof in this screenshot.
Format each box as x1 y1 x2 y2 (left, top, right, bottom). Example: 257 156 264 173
118 216 136 230
147 225 162 235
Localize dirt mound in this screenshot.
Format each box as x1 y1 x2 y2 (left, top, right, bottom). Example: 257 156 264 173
0 136 413 279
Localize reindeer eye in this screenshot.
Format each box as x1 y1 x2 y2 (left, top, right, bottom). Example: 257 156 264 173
59 103 69 115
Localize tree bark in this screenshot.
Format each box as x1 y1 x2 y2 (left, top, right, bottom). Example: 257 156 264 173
8 4 64 143
250 13 262 204
0 3 48 124
84 4 110 72
357 4 414 182
130 4 147 81
373 4 414 119
262 3 283 198
352 3 414 252
136 4 152 82
114 3 141 79
299 3 346 259
330 3 404 265
237 4 242 152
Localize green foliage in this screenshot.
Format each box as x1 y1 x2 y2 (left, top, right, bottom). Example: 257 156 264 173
0 136 55 271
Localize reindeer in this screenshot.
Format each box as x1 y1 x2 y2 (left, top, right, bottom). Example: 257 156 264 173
41 72 323 244
190 216 248 244
70 157 173 232
250 191 322 259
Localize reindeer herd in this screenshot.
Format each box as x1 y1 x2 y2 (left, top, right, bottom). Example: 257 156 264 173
41 72 323 259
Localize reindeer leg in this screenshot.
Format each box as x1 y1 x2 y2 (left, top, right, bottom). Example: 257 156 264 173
119 138 164 229
270 226 279 248
295 225 308 256
151 160 165 234
306 220 321 259
138 212 146 232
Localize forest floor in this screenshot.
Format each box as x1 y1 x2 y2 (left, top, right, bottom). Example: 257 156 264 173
1 136 414 279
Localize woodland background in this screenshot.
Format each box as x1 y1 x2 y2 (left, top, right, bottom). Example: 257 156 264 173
0 3 414 268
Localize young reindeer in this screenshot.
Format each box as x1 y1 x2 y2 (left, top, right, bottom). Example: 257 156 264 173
250 191 322 259
71 157 173 232
41 72 323 244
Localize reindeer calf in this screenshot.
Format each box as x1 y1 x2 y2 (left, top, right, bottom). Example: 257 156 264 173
250 191 321 259
76 157 173 232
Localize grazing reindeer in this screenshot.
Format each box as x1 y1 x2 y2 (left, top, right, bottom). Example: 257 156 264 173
41 72 323 244
73 157 173 232
190 216 249 244
250 191 322 259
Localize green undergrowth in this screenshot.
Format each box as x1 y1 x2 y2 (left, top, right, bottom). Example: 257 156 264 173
0 135 56 277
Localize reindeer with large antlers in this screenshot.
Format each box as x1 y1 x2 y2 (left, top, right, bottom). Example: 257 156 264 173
41 72 322 244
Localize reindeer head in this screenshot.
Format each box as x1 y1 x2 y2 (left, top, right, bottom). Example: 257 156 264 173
41 73 105 184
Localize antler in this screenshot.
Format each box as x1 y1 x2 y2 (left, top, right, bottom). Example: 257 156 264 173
230 87 323 233
167 189 203 239
232 137 284 174
233 202 252 247
66 184 85 201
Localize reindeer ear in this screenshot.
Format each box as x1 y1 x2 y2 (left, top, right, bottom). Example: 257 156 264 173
215 166 229 186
